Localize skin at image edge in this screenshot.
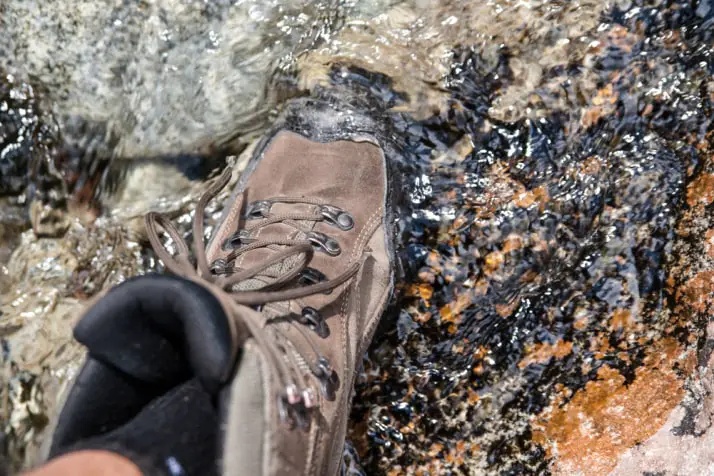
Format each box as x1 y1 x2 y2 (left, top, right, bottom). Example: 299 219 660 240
23 451 141 476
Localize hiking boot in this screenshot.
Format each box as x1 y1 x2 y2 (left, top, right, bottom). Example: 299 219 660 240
144 98 398 475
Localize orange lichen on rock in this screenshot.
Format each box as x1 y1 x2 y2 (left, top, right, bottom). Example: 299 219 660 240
686 173 714 206
483 250 504 274
467 386 480 404
450 215 470 233
607 24 638 52
589 333 615 359
580 156 604 175
518 339 574 369
514 185 549 210
705 229 714 258
532 338 695 476
582 107 606 128
439 303 460 326
573 317 589 330
439 291 474 328
428 442 443 457
583 83 618 127
471 164 524 221
406 283 434 305
473 346 489 360
400 440 479 476
677 271 714 314
502 234 524 254
426 250 443 273
412 310 432 324
444 442 467 466
610 308 635 331
514 191 536 208
417 283 433 301
591 84 617 106
495 298 521 317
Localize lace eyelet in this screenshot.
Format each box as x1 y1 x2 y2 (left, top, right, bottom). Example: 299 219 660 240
244 200 272 219
222 229 254 250
209 258 229 275
294 407 310 430
286 384 301 405
300 307 330 338
298 267 326 286
314 357 339 401
277 396 294 428
298 267 332 294
302 387 318 409
320 205 354 231
278 394 310 431
307 231 341 256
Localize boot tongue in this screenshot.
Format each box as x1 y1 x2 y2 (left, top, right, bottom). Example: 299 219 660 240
231 202 314 292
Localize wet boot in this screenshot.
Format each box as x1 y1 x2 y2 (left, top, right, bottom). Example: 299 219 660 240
45 96 400 476
209 107 396 476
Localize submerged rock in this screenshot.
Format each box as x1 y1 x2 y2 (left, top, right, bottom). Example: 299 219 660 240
0 0 351 158
342 1 714 474
0 73 58 198
0 218 156 470
1 1 714 475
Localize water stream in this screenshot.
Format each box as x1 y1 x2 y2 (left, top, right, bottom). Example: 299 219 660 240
2 1 714 474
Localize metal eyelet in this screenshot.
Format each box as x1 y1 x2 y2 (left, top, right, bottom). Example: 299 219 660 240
302 387 318 409
278 393 310 431
314 357 339 401
293 406 310 430
307 231 341 256
300 307 330 338
298 267 332 294
243 200 272 219
277 396 294 429
286 384 301 405
298 267 326 286
210 258 229 275
222 229 254 250
320 205 354 231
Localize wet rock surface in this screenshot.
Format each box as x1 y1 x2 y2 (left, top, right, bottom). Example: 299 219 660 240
0 0 351 158
0 222 150 469
0 75 56 198
1 1 714 475
344 2 714 475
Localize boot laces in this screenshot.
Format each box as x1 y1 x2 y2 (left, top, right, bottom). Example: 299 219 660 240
145 167 359 428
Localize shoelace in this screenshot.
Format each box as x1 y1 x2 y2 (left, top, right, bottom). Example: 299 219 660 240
145 167 360 425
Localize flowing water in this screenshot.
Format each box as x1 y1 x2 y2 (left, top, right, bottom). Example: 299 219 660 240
2 0 714 474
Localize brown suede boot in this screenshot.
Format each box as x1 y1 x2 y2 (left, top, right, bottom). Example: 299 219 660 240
145 98 398 475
